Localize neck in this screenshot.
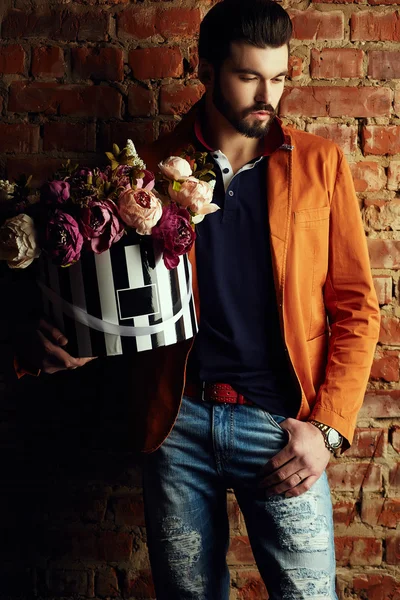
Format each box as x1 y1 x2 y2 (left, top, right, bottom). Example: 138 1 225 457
201 95 264 172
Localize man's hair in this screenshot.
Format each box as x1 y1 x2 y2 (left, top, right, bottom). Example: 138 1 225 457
198 0 292 69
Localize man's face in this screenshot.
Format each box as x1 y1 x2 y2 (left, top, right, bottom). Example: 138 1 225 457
212 42 288 138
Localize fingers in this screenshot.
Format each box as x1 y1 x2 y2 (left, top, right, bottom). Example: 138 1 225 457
37 330 97 373
285 475 318 498
39 318 68 346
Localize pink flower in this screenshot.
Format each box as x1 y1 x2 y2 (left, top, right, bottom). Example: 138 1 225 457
79 199 125 254
152 203 196 270
44 210 83 266
168 177 219 221
118 188 162 235
158 156 192 181
41 180 70 205
136 169 155 191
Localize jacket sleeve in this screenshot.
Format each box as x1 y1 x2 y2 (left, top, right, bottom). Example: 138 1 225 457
309 150 381 448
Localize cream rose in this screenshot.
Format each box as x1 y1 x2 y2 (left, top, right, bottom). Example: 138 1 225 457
118 188 162 235
0 213 40 268
158 156 193 181
168 177 219 220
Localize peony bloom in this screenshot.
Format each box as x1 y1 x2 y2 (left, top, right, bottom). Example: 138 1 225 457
41 180 71 205
79 199 125 254
136 169 155 191
158 156 192 181
44 210 83 266
118 188 162 235
152 203 196 270
0 213 40 269
0 179 16 203
168 177 219 221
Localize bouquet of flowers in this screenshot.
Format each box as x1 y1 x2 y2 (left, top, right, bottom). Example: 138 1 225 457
0 140 218 271
0 141 218 356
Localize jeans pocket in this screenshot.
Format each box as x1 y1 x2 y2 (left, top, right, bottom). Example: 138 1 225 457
262 411 286 432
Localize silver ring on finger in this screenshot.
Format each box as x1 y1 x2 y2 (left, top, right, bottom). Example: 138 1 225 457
295 473 302 484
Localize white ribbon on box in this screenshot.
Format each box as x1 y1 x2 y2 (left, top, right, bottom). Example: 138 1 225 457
37 266 193 337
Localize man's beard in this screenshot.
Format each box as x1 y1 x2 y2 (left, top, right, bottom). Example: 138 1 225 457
213 77 277 139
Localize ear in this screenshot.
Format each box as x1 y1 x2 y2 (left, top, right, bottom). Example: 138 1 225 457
198 59 215 89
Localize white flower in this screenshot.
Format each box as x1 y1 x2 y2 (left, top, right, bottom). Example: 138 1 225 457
0 213 40 268
0 179 16 202
159 156 193 181
125 139 146 170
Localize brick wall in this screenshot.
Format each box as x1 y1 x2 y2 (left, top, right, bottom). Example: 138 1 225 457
0 0 399 598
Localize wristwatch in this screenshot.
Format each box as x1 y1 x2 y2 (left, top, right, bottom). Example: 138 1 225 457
309 420 343 453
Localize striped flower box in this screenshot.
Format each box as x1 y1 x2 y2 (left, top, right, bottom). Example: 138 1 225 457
37 234 197 356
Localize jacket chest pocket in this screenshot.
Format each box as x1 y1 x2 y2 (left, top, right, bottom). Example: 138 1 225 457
293 206 330 229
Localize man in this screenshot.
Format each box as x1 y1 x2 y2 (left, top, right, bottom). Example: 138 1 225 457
15 0 380 598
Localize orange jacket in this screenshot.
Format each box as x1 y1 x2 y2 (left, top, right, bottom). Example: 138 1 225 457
131 107 380 453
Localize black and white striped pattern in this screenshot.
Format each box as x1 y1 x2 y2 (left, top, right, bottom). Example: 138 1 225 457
38 235 198 357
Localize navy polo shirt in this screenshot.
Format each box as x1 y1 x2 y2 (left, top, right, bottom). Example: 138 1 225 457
186 119 297 417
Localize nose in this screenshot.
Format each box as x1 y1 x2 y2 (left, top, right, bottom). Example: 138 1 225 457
255 80 271 105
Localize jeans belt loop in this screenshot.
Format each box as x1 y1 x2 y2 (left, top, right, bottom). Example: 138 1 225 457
201 381 206 402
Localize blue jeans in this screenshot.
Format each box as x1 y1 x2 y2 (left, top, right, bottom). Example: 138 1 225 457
142 396 338 600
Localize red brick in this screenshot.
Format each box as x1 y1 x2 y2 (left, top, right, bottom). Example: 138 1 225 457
71 47 123 81
95 567 119 598
368 239 400 269
349 161 386 192
305 123 357 154
393 426 400 453
123 570 155 599
368 50 400 79
362 125 400 155
351 11 400 41
364 199 400 232
48 569 93 596
187 45 199 78
112 494 145 527
128 84 157 118
313 0 364 3
235 570 269 600
280 86 391 118
390 462 400 489
43 122 95 152
395 89 400 116
288 55 303 79
129 47 183 80
335 536 382 566
361 497 400 528
32 46 64 78
372 276 393 306
388 160 400 190
352 574 400 600
99 121 156 151
157 8 202 39
160 81 204 116
332 500 357 526
0 45 25 75
290 9 344 40
380 315 400 344
327 462 382 491
70 530 132 561
360 390 400 418
310 48 363 79
9 82 122 118
371 348 399 381
2 9 109 42
0 123 39 153
344 428 386 458
227 496 241 532
386 534 400 564
117 7 201 40
159 120 179 139
227 536 255 565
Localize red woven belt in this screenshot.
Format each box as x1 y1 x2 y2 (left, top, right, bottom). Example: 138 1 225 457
184 381 255 406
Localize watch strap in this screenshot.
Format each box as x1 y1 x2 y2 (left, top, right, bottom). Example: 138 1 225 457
309 420 343 453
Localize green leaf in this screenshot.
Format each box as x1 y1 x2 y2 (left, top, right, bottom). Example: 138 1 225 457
172 180 182 192
105 152 115 162
113 143 120 157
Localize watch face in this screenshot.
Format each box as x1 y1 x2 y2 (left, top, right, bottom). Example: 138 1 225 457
327 428 343 449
